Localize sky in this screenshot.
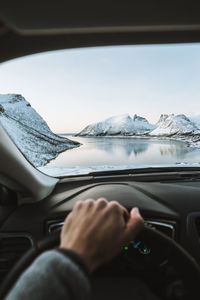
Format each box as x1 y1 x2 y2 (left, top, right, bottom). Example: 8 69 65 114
0 43 200 133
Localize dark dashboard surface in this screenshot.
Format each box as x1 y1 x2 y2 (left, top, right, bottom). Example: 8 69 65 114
1 172 200 300
1 173 200 265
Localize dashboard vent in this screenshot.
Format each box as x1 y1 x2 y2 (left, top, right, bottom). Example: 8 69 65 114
46 219 65 234
46 218 176 239
0 234 33 285
195 217 200 237
145 220 175 239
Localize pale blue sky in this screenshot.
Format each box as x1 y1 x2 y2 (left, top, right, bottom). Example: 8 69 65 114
0 44 200 133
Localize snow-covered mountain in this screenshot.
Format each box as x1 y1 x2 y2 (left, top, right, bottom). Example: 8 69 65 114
0 94 80 167
77 112 200 143
150 114 200 136
77 114 156 136
189 115 200 130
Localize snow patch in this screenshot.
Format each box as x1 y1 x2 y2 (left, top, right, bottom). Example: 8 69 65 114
189 115 200 129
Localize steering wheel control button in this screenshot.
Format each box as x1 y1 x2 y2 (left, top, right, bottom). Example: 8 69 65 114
123 240 151 256
133 241 151 255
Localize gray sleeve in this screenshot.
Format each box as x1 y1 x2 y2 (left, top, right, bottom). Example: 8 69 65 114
6 250 91 300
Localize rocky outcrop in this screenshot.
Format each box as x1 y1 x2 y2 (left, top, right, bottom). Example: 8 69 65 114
0 94 80 167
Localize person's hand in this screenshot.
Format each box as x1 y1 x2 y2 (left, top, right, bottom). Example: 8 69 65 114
60 198 144 272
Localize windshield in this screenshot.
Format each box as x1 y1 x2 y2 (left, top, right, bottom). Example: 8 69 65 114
1 44 200 177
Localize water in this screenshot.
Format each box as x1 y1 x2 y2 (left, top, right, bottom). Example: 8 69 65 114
47 136 200 168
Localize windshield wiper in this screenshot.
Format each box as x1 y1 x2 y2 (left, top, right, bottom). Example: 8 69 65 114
88 166 200 177
86 167 200 183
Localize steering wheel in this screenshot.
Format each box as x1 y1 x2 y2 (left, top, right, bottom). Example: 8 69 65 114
0 226 200 300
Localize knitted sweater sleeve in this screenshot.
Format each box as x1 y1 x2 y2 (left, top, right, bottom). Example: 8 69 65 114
5 249 91 300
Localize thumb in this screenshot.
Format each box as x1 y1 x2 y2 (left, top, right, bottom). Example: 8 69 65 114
123 207 144 243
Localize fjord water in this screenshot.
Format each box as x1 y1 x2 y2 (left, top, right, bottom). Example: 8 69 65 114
47 136 200 168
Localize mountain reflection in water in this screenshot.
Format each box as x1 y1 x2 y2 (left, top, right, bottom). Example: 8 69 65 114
93 138 149 156
159 143 194 156
47 136 200 167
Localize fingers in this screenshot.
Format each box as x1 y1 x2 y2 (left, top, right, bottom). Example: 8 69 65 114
107 201 129 223
108 201 128 214
74 199 95 212
74 198 108 210
123 207 144 243
73 199 134 227
72 199 143 241
84 199 95 208
74 200 84 210
95 198 108 209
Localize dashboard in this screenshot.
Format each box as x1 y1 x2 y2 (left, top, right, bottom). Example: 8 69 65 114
1 172 200 292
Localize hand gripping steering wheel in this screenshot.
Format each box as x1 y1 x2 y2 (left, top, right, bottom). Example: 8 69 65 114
0 226 200 300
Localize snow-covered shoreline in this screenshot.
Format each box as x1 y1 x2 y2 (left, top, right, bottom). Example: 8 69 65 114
39 163 200 177
74 132 200 149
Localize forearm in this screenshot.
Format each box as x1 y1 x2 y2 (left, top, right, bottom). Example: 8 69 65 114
6 250 91 300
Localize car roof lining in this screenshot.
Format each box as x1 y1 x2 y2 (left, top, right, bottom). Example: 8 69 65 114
1 0 200 62
1 1 200 32
1 28 200 64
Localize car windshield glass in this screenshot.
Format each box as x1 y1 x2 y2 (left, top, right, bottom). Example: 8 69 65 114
1 44 200 177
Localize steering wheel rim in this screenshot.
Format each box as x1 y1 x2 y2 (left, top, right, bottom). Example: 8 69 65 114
137 226 200 298
1 226 200 300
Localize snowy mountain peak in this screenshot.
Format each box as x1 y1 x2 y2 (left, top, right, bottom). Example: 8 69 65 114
157 114 171 124
78 113 156 136
175 114 191 122
106 114 132 123
0 94 29 105
133 114 148 123
150 113 200 136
